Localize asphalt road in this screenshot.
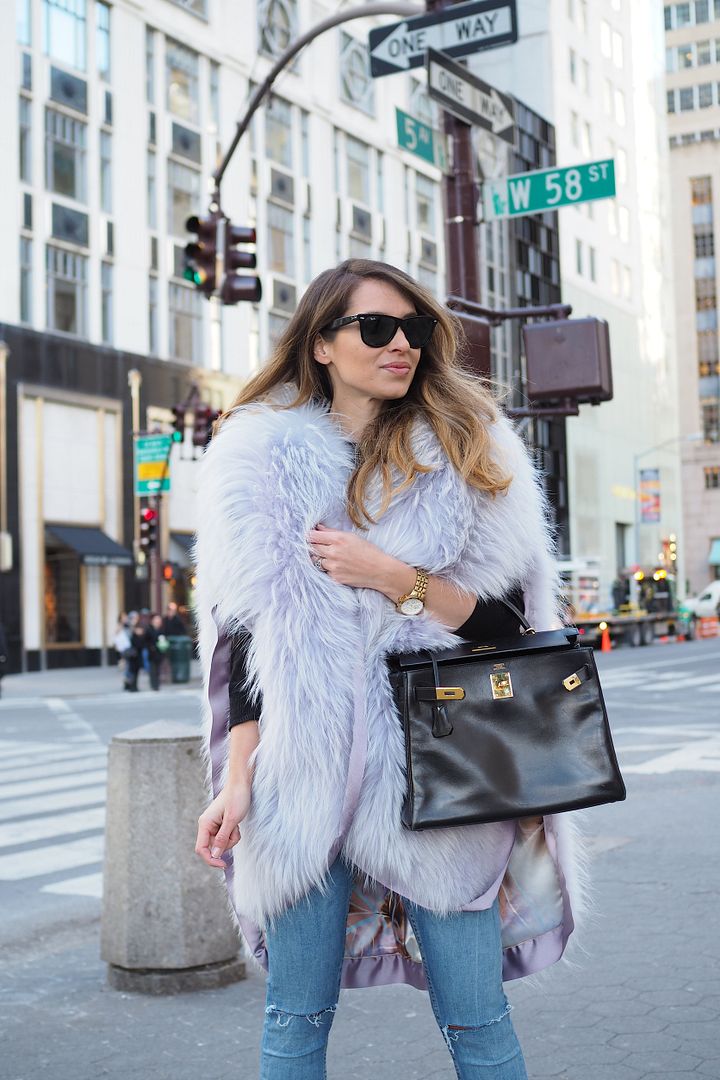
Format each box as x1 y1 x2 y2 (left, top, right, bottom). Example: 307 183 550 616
0 638 718 1080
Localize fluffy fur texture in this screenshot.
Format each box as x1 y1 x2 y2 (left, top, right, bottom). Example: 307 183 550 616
194 385 585 933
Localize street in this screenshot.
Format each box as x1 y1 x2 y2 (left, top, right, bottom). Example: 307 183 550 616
1 639 719 1080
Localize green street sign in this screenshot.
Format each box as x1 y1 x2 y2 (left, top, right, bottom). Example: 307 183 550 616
396 108 447 171
134 434 172 496
482 158 616 221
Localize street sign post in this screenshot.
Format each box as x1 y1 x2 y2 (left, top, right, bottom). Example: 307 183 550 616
395 107 447 169
134 434 172 496
369 0 518 78
425 48 514 144
482 158 616 221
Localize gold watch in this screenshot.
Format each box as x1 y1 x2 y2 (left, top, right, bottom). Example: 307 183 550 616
396 568 429 616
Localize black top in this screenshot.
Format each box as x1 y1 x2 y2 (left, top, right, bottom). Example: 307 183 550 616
228 586 525 729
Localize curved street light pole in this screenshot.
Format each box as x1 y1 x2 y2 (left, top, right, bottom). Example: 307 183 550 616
212 2 423 207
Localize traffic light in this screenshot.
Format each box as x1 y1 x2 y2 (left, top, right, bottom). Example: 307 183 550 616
192 404 221 448
220 220 262 305
171 405 185 443
184 214 219 296
162 561 175 582
140 506 159 551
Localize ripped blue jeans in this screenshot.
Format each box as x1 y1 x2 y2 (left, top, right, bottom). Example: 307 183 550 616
260 855 527 1080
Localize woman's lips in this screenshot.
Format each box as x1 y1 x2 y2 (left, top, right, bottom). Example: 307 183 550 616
382 364 411 374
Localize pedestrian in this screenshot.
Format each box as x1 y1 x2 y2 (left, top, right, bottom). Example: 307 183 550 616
123 611 145 692
162 601 187 637
113 612 132 686
194 259 584 1079
0 620 8 698
145 613 168 691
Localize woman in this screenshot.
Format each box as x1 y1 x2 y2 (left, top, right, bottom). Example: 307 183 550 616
194 260 584 1079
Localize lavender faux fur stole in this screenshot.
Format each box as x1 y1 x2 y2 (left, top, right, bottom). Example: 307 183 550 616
194 385 584 929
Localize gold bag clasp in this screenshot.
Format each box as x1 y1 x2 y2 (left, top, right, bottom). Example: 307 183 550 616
563 673 582 692
435 687 465 700
490 672 513 700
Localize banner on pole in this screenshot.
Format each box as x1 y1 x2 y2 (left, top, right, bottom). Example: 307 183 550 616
639 468 661 524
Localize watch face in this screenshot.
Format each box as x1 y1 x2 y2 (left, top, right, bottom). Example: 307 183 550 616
400 597 424 616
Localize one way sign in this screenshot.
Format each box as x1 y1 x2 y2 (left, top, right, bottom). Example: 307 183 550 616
369 0 518 78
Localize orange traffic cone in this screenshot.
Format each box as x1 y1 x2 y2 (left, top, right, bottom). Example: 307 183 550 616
600 626 612 652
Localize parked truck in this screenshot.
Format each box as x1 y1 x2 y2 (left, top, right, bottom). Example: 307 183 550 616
559 562 692 648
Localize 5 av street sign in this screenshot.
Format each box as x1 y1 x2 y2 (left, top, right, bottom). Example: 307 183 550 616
426 49 514 144
396 107 448 169
369 0 518 78
482 159 616 221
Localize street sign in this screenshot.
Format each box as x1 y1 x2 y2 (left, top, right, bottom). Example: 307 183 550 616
396 108 447 170
426 49 514 144
369 0 518 78
134 434 172 496
482 158 616 221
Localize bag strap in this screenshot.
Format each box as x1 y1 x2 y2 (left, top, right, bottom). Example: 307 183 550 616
496 595 535 635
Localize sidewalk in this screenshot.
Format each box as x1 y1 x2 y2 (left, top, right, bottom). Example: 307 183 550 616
0 660 202 700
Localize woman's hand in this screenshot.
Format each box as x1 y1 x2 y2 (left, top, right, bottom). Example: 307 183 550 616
307 523 404 592
195 781 252 869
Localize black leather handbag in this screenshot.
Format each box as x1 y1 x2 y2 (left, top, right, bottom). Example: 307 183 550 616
389 600 626 831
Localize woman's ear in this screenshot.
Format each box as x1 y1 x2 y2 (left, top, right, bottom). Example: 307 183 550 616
313 334 330 366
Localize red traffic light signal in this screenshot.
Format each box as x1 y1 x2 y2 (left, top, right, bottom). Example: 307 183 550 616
185 214 219 297
220 221 262 305
140 506 159 551
162 561 175 582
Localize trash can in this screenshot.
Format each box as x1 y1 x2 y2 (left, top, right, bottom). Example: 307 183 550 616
167 635 193 684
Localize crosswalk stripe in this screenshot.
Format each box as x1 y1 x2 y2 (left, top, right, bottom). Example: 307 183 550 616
42 871 103 898
0 835 103 880
0 745 107 770
0 785 106 822
0 769 107 801
2 806 105 847
0 753 107 784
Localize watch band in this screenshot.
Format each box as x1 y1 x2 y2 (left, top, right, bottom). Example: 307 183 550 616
396 568 429 607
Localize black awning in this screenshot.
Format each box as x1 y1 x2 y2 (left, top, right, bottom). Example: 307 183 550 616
170 532 194 554
46 525 134 567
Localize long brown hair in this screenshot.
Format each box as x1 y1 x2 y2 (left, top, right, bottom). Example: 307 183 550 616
223 259 512 528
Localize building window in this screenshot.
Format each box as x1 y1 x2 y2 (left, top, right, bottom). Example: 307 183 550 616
614 88 626 125
667 90 676 114
346 135 370 204
19 96 32 183
20 236 32 323
570 110 579 147
679 87 694 112
42 0 86 72
266 97 293 168
705 466 720 489
23 192 33 230
168 0 208 17
619 205 630 243
676 3 691 25
146 27 155 103
703 403 720 442
664 5 672 30
622 265 632 299
569 48 577 83
612 31 623 68
695 229 715 257
101 260 112 344
695 0 710 22
147 150 157 229
45 107 86 201
149 275 158 354
167 160 200 236
100 129 112 213
581 59 590 94
96 1 110 80
303 215 312 282
18 0 32 44
45 542 81 644
210 60 220 133
610 258 620 294
166 38 199 124
259 0 298 59
416 173 436 235
698 83 713 108
169 282 202 362
698 40 712 65
589 245 597 282
46 244 87 335
600 20 611 58
267 201 295 276
340 32 374 116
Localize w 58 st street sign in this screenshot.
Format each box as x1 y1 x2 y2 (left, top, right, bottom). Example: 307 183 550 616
369 0 518 77
483 159 616 221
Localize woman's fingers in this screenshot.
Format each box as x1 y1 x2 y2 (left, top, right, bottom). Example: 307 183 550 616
195 812 229 869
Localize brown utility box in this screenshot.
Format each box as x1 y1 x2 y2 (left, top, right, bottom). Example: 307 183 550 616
522 317 613 404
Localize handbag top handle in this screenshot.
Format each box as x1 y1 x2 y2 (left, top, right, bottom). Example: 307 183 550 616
497 595 535 635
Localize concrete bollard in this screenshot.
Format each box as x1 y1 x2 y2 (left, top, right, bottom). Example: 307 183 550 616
100 719 245 994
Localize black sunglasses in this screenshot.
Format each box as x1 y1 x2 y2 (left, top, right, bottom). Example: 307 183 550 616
322 313 438 349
